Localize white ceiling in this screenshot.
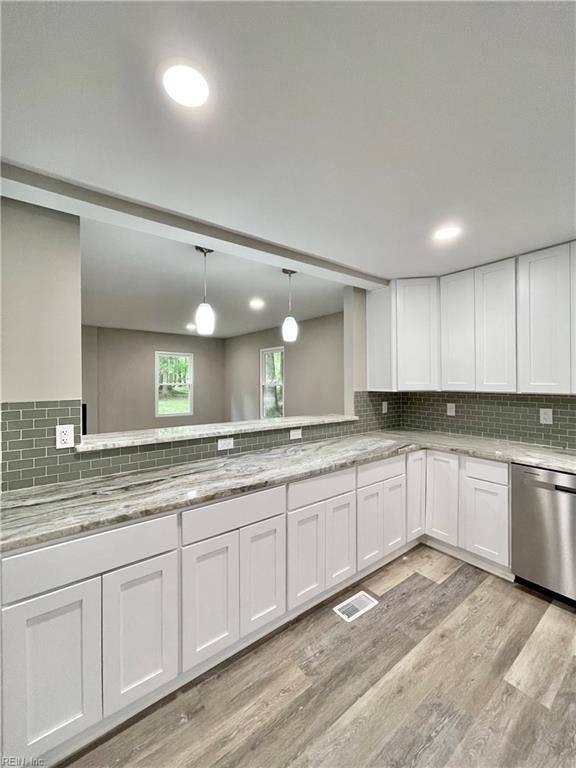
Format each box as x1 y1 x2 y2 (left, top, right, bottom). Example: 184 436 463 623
2 2 575 278
81 219 344 337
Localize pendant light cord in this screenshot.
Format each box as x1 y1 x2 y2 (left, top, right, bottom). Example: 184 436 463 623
203 253 207 303
288 272 292 313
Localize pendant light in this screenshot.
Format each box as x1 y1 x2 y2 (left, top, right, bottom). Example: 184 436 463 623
194 246 215 335
281 269 299 342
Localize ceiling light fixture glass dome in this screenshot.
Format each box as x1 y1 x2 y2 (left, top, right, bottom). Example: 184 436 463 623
162 64 209 107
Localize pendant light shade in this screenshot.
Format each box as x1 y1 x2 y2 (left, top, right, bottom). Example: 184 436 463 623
194 246 215 336
281 269 298 342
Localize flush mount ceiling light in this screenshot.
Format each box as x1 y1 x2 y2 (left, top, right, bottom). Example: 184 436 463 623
249 297 266 311
162 65 209 107
433 224 463 242
194 246 215 335
281 269 298 343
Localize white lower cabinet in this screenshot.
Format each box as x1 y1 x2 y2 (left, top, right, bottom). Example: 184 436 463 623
182 530 240 670
382 474 407 554
102 551 178 716
425 451 459 545
240 515 286 637
2 578 102 760
357 482 385 568
406 450 426 540
287 502 326 609
460 477 509 566
325 491 357 588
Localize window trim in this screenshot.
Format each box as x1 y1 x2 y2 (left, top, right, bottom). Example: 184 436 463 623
155 351 194 418
260 346 285 419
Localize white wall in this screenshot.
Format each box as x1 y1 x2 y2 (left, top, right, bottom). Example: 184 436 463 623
1 198 82 401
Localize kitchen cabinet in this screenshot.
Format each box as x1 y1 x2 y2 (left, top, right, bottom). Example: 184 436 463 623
518 245 572 393
474 258 517 392
426 451 459 545
460 476 509 566
382 474 407 554
287 501 326 609
182 531 240 670
396 277 440 390
2 578 102 760
441 270 476 390
357 482 385 568
325 491 357 588
406 450 426 540
240 515 286 637
102 551 178 716
366 284 397 391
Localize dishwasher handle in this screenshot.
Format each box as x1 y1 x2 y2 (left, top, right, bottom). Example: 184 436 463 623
555 484 576 495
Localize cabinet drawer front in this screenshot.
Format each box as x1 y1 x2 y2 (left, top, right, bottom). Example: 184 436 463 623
462 457 508 486
288 467 355 510
2 578 102 759
182 486 285 545
357 455 405 488
2 515 178 604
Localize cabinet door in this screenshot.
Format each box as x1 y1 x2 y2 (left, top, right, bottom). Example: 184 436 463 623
325 492 357 588
240 515 286 637
182 531 239 671
366 284 397 391
2 579 102 759
461 477 509 566
441 270 476 390
103 551 178 716
357 483 385 568
382 474 407 554
426 451 459 545
474 258 517 392
407 450 426 541
396 278 440 390
518 245 572 393
287 502 325 609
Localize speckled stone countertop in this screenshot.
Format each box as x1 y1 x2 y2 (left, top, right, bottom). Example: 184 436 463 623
75 414 358 453
2 430 576 554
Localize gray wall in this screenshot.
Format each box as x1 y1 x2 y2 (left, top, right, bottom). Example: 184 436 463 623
83 327 226 433
1 198 82 401
224 313 344 421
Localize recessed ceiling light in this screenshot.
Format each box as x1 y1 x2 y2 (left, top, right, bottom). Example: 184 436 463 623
433 224 463 242
249 297 266 311
162 65 209 107
186 323 196 332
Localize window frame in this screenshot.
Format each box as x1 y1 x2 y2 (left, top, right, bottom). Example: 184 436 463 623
155 351 194 418
260 346 285 419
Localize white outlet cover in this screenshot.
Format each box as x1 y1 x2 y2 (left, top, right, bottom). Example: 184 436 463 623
290 429 302 440
217 437 234 450
447 403 456 416
56 424 75 449
540 408 553 425
381 401 388 414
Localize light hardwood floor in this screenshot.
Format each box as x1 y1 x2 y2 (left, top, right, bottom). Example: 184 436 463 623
64 545 576 768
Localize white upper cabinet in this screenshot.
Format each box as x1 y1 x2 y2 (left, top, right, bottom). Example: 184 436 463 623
572 243 576 394
474 258 517 392
518 245 572 393
440 270 476 391
366 284 397 391
396 278 440 390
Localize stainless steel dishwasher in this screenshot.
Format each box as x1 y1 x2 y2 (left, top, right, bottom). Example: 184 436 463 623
512 463 576 601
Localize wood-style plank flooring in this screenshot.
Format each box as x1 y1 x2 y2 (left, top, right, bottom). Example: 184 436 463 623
64 545 576 768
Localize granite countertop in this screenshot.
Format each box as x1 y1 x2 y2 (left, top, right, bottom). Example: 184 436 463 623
2 430 576 555
75 414 358 453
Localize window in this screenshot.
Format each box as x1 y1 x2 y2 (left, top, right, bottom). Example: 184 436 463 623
260 347 284 418
155 352 193 417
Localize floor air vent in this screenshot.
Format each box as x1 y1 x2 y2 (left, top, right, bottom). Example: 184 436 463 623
333 591 378 622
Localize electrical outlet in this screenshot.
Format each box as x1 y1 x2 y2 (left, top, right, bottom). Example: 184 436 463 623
56 424 75 449
217 437 234 450
290 428 302 440
540 408 553 425
381 401 388 414
447 403 456 417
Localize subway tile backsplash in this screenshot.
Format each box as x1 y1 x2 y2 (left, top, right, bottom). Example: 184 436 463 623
2 391 575 492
